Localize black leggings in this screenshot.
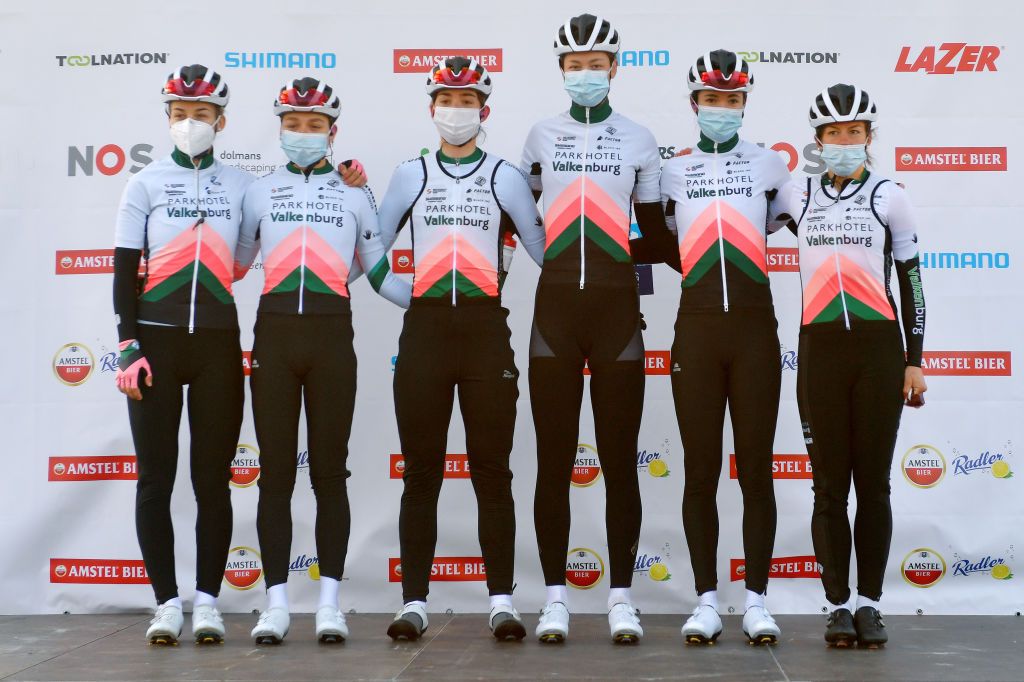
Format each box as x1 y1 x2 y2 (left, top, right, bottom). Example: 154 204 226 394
797 322 905 605
394 301 519 603
671 308 780 595
127 325 243 604
250 313 356 588
530 281 644 588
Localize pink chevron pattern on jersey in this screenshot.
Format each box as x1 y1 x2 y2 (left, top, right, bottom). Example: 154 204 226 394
143 226 233 294
678 201 767 277
261 228 350 295
803 253 894 324
544 176 630 251
413 235 499 297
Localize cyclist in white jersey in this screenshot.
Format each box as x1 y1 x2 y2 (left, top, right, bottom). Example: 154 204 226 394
377 58 546 642
773 84 928 648
522 14 675 645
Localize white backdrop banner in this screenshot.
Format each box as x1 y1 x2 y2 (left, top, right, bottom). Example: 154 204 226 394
1 0 1021 616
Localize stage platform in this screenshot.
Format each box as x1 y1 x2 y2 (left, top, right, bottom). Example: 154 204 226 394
1 613 1020 681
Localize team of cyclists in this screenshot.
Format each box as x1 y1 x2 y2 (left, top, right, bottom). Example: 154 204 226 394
113 12 927 650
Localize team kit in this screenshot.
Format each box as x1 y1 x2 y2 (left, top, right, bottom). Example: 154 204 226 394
112 13 928 650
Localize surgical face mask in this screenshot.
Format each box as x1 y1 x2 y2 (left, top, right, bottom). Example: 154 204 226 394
280 130 330 168
432 106 481 146
169 117 218 157
819 142 868 177
696 105 743 144
563 69 610 108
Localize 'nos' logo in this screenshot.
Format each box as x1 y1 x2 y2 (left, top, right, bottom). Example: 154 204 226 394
53 343 94 386
565 548 605 589
230 444 260 487
67 144 153 176
902 445 946 488
571 444 602 487
901 548 946 588
223 547 263 590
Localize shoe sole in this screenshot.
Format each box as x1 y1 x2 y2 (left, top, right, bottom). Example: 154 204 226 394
857 639 886 649
745 632 779 646
148 634 179 646
683 630 722 645
319 630 347 644
194 631 223 645
253 632 285 645
387 620 424 641
537 631 565 644
492 620 526 641
826 634 857 648
613 631 641 645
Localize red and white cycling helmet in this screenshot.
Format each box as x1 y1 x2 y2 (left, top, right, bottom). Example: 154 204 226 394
274 77 341 121
161 64 230 107
425 56 493 99
687 50 754 93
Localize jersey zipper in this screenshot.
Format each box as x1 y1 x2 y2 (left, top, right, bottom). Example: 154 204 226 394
451 157 463 306
299 174 310 315
829 197 851 330
187 163 204 334
579 107 590 290
711 142 729 312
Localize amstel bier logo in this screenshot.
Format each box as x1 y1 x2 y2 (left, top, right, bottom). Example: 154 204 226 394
571 444 602 487
53 343 94 386
901 548 946 588
230 444 260 487
901 445 946 488
565 548 605 589
223 546 263 590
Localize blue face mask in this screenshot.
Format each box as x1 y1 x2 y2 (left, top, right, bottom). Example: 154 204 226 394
819 143 867 177
281 130 330 168
564 69 610 108
697 105 743 144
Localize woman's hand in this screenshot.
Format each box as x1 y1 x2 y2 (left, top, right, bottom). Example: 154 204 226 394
116 340 153 401
339 159 367 188
903 365 927 408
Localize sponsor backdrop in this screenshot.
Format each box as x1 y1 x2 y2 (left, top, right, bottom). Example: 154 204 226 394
2 0 1021 616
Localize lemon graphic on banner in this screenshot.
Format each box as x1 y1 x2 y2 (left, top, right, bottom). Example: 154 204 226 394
991 564 1012 580
991 460 1012 478
649 562 670 581
308 562 320 581
648 460 669 478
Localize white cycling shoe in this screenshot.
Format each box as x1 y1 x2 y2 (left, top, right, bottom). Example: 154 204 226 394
387 602 428 641
191 604 225 644
682 604 723 645
608 602 643 644
742 605 781 645
316 606 349 643
535 602 570 643
251 607 290 645
146 603 183 645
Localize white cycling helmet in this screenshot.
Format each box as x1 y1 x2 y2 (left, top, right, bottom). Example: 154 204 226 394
687 50 754 93
808 83 878 128
161 64 229 107
274 77 341 122
553 14 620 56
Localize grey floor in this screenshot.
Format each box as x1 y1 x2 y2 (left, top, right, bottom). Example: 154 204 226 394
0 613 1020 681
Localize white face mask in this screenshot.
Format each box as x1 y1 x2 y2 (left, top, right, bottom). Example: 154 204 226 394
169 117 219 157
432 106 481 146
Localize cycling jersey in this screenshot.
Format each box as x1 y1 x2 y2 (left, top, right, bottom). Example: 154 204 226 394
660 136 791 311
114 149 254 332
377 149 545 303
521 101 661 287
235 163 410 314
775 171 926 365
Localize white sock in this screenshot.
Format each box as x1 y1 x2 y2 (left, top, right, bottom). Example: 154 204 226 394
699 590 719 611
745 589 766 610
193 591 216 609
161 597 182 611
856 594 881 611
546 585 568 606
489 594 513 610
403 599 427 611
267 583 289 612
607 587 631 610
318 577 340 609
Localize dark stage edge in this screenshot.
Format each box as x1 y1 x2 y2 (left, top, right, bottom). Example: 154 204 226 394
0 614 1020 681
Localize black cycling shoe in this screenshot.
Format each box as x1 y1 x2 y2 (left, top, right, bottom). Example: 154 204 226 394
387 612 426 641
824 608 857 648
854 606 887 648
